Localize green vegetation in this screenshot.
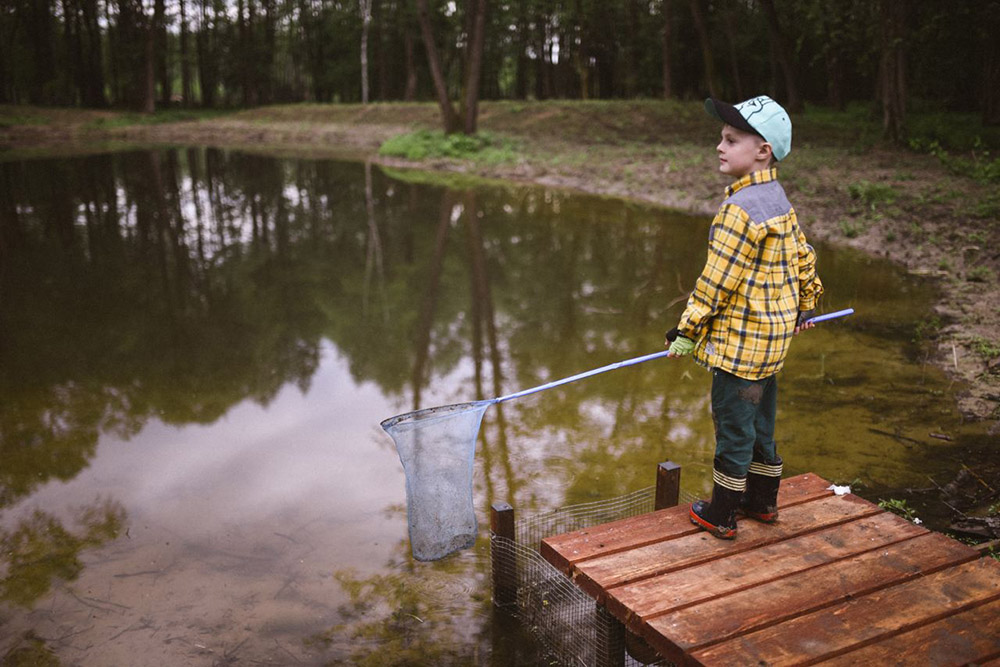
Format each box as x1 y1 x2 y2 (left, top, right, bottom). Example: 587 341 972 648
913 316 942 344
84 108 227 128
878 498 921 524
971 336 1000 360
910 137 1000 184
967 266 995 283
379 130 516 164
838 219 865 239
847 180 899 210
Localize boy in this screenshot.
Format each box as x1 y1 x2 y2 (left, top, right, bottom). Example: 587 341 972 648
664 95 824 539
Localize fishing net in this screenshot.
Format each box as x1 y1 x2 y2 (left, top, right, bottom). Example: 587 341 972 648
381 401 492 561
381 350 675 561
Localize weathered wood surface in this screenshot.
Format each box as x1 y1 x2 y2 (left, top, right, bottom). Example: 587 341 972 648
540 472 832 575
539 473 1000 667
573 494 881 600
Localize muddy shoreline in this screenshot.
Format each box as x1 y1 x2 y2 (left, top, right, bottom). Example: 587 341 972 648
2 107 997 434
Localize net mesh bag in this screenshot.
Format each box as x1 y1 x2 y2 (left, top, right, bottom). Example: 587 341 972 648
381 401 491 561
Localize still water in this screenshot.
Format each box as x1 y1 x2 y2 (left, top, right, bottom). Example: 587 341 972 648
0 149 990 665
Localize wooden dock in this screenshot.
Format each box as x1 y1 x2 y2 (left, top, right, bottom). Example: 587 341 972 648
539 472 1000 666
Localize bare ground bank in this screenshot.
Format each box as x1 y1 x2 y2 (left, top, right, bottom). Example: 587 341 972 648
3 101 998 434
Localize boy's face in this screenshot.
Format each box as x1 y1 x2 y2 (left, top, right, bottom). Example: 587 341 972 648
716 124 771 178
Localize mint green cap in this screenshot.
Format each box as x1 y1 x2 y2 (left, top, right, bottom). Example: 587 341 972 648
705 95 793 161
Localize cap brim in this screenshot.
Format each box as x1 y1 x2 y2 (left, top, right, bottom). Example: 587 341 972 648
704 98 760 137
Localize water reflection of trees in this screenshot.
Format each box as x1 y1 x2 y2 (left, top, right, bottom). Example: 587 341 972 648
1 149 710 513
0 499 125 608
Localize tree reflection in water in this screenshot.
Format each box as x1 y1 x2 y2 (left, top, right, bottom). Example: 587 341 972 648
1 499 126 608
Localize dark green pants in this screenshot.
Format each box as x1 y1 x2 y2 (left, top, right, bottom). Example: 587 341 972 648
711 368 780 479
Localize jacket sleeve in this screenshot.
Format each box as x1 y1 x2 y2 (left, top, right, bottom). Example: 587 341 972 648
678 204 760 340
793 216 824 310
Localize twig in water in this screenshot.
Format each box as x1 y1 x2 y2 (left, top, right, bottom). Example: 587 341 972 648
962 464 996 492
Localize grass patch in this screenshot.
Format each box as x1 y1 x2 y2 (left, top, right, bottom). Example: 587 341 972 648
913 315 942 343
910 136 1000 184
971 336 1000 359
0 108 51 127
967 266 995 283
84 109 228 129
379 129 516 164
838 218 865 238
847 180 899 209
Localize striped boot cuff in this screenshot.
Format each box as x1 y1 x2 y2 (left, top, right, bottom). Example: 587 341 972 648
713 469 747 492
749 461 783 478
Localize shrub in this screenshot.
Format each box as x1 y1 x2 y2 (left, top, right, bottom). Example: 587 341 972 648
379 130 515 163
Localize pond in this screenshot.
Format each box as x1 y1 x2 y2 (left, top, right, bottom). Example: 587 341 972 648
0 148 991 665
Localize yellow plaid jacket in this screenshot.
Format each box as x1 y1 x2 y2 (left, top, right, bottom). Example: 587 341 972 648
678 168 823 380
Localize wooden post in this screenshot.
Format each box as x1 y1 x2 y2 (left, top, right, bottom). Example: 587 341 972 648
655 461 682 510
595 602 625 667
490 502 517 609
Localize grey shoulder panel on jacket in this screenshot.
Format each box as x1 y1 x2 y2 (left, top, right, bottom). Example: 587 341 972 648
723 180 791 225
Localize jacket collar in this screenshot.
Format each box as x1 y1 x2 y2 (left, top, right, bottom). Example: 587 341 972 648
725 167 778 198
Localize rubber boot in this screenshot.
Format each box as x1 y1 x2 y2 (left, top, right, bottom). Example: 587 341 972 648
740 459 782 523
690 481 744 540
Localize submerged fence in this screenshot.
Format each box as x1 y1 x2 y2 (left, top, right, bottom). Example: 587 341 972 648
490 462 695 667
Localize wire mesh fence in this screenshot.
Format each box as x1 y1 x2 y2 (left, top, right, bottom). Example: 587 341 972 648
491 485 698 666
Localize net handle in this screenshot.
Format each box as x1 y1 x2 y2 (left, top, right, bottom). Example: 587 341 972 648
805 307 854 324
494 350 672 404
493 309 855 405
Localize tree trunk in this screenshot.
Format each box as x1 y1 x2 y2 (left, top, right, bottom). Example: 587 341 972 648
198 0 216 107
360 0 371 104
237 0 249 106
534 9 549 99
462 0 488 134
143 14 156 113
758 0 800 111
375 0 388 101
574 0 589 100
722 5 744 100
179 0 191 106
661 0 672 99
415 0 460 133
27 0 58 104
154 0 170 106
983 1 1000 125
106 0 120 104
62 0 82 104
687 0 718 98
878 0 906 141
404 27 418 100
514 0 529 98
82 0 107 106
262 0 276 104
624 0 638 98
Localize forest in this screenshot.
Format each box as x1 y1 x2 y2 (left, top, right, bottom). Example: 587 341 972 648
3 1 999 138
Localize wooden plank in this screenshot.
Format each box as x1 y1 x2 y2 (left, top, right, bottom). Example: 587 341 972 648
573 493 881 601
689 558 1000 666
540 472 832 574
606 511 929 632
814 597 1000 666
644 532 978 662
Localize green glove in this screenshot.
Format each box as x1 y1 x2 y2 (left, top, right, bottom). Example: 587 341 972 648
668 335 695 356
